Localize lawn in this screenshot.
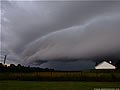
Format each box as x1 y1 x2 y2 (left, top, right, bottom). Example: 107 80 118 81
0 72 120 81
0 81 120 90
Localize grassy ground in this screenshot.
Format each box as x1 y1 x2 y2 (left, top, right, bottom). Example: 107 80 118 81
0 81 120 90
0 72 120 81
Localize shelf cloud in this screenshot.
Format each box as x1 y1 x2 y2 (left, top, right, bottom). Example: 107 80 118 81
1 1 120 68
22 15 120 63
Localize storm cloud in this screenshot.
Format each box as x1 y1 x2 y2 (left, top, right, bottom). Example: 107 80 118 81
1 1 120 69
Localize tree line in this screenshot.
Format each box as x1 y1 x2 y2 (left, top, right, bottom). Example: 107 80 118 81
0 63 54 72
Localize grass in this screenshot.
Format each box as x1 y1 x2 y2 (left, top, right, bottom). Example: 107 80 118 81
0 72 120 81
0 81 120 90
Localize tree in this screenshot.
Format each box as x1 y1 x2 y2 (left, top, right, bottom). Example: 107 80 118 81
115 60 120 69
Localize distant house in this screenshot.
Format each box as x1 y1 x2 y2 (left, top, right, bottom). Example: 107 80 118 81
95 61 116 69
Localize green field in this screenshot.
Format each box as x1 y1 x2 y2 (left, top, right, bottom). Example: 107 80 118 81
0 81 120 90
0 71 120 81
0 70 120 90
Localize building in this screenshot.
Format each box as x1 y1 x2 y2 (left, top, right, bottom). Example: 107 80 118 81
95 61 116 69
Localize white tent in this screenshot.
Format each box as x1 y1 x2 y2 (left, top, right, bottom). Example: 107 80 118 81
95 61 116 69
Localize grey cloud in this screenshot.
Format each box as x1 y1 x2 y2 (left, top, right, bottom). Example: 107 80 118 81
39 60 95 71
1 1 120 66
22 15 120 63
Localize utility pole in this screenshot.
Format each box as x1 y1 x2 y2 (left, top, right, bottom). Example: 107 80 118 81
4 55 7 64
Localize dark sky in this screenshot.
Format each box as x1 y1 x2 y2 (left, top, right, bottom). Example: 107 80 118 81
1 1 120 70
